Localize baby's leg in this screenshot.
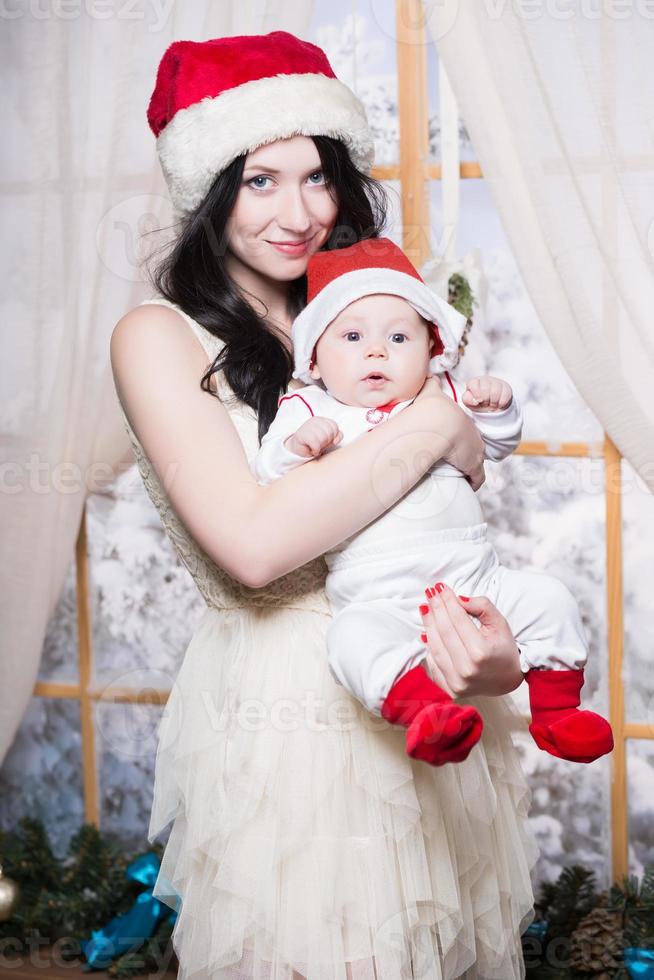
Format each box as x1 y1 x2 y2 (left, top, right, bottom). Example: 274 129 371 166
326 600 483 764
487 566 588 673
326 599 425 716
486 566 613 762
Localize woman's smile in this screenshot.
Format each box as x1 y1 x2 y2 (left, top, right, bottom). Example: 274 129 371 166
266 237 313 257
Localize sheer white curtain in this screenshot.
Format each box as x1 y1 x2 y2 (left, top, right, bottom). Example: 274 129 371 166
0 2 314 765
425 2 654 491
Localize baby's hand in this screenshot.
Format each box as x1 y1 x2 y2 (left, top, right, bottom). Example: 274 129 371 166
284 417 343 458
462 375 513 413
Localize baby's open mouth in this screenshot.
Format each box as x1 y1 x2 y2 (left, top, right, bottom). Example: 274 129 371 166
364 372 387 381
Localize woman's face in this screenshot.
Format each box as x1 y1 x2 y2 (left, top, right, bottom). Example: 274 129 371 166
225 135 339 283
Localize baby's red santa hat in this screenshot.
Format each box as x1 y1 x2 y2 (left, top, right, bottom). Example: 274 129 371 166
291 237 468 385
147 32 374 216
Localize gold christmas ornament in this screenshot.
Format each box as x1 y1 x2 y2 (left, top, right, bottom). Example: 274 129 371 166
0 862 20 921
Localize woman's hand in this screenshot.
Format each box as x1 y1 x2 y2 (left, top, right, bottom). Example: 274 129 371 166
419 583 524 697
411 374 486 491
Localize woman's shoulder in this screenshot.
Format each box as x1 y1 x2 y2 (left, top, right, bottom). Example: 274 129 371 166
113 296 224 361
116 295 190 325
110 297 227 399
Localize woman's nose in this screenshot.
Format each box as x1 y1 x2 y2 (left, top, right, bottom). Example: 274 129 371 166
277 189 312 234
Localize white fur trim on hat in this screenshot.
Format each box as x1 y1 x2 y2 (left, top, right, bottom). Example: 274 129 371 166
291 268 468 385
157 72 375 215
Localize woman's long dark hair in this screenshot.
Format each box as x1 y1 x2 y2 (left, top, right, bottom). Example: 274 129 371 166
148 136 389 443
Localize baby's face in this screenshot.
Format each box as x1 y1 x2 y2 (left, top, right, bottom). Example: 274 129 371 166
309 294 435 407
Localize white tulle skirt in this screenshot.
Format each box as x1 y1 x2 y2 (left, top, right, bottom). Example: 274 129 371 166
148 604 539 980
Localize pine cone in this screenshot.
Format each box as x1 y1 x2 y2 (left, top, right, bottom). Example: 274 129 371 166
569 906 624 976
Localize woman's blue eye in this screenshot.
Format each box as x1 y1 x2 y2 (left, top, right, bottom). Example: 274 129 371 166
247 172 325 190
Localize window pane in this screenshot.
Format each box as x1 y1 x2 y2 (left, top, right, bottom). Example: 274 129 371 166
479 455 608 720
96 699 163 851
622 458 654 728
431 178 603 444
38 553 79 684
481 454 611 886
87 467 205 689
0 697 84 857
627 739 654 875
426 39 476 163
380 179 402 245
512 730 612 889
309 2 399 166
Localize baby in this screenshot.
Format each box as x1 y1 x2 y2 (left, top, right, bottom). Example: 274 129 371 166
252 237 614 768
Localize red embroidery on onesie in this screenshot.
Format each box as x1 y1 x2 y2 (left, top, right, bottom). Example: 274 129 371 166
376 399 401 413
443 371 457 402
278 393 315 416
366 399 401 430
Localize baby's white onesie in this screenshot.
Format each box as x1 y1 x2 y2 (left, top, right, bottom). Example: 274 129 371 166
251 372 589 716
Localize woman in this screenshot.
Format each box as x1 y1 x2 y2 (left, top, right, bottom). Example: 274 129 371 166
111 33 538 980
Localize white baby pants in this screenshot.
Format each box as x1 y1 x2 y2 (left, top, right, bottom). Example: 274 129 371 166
324 522 589 716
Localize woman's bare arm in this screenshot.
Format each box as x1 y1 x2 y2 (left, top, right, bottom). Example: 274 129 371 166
111 304 484 588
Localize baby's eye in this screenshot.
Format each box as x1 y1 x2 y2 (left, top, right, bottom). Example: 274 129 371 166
247 175 273 189
391 333 407 343
345 331 360 342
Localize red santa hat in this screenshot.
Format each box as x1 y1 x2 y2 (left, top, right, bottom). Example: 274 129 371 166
147 32 375 215
291 238 468 385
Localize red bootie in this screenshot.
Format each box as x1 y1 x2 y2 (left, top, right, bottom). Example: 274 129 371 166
381 663 483 766
525 668 614 763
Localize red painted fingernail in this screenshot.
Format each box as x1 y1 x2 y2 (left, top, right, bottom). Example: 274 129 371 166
434 582 445 593
419 604 430 615
424 587 433 598
458 595 470 602
420 633 428 643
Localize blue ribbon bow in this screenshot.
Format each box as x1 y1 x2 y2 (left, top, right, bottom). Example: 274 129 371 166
624 947 654 979
523 918 548 942
81 852 179 970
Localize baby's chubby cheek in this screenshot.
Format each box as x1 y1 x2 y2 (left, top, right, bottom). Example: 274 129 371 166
328 372 368 407
312 351 366 405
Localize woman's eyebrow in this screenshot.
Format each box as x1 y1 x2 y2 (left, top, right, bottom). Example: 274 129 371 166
242 163 320 175
243 164 281 174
